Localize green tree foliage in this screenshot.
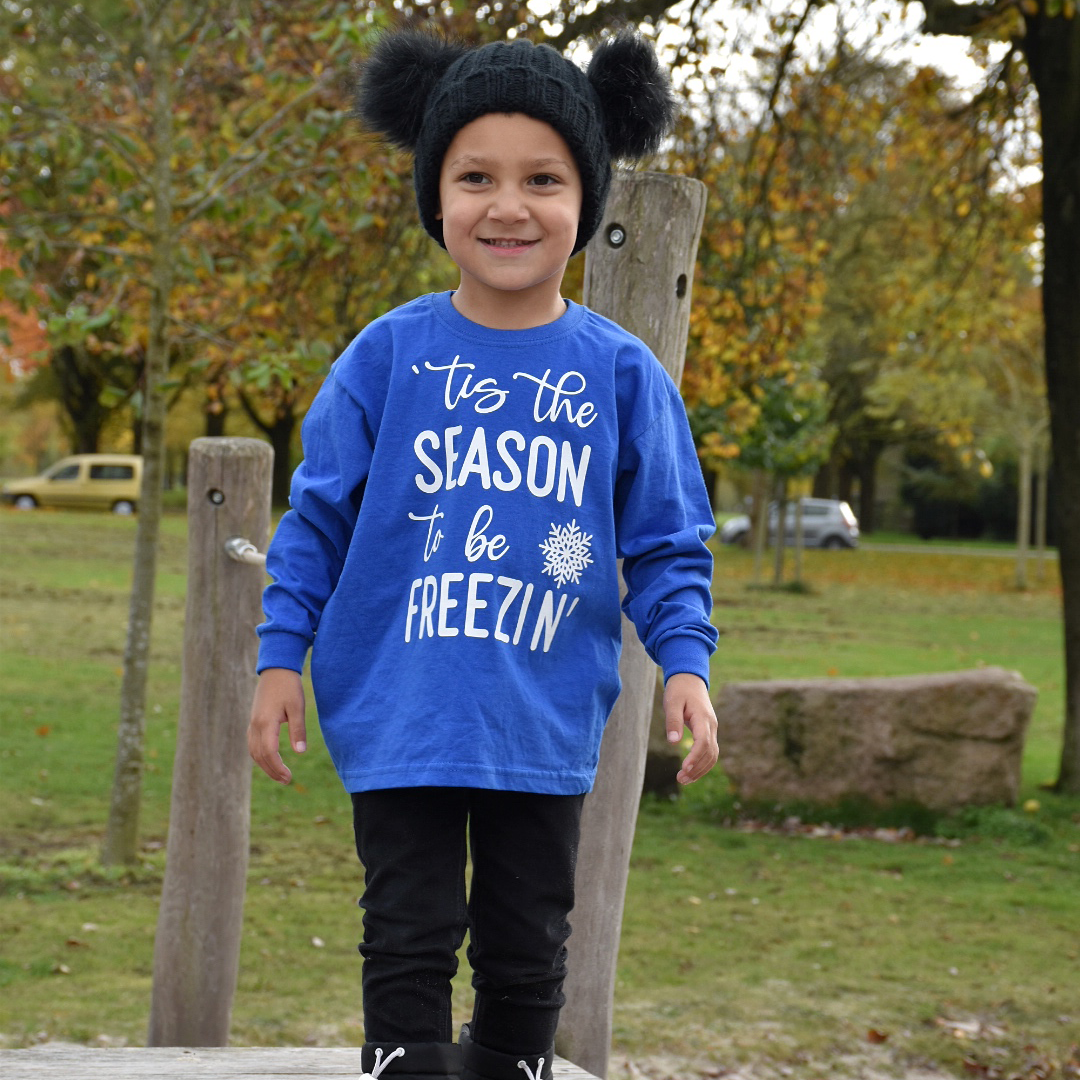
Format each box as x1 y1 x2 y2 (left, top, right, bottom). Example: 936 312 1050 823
919 0 1080 793
0 0 390 863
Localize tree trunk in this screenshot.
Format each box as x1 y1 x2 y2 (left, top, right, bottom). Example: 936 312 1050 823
813 454 839 499
268 414 296 506
772 479 788 586
793 492 804 585
205 404 228 438
1036 440 1049 583
52 345 107 454
857 440 883 534
751 467 768 585
1024 9 1080 794
837 460 855 507
101 13 176 865
1016 438 1033 590
236 391 297 507
700 462 719 511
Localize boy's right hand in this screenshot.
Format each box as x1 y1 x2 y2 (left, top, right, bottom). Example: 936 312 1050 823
248 667 307 785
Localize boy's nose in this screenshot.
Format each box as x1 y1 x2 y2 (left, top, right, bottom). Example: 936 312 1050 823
487 188 528 224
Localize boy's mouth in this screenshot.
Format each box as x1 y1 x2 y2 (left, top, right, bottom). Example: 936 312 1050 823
481 238 538 250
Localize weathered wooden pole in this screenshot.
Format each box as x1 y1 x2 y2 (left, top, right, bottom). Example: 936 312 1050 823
557 172 707 1079
148 437 273 1046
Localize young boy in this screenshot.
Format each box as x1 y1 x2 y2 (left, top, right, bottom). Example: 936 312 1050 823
248 27 719 1080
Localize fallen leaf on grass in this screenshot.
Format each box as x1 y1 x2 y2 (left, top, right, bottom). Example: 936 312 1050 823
959 1046 1068 1080
1064 1048 1080 1079
866 1029 889 1044
935 1017 1006 1040
732 817 949 844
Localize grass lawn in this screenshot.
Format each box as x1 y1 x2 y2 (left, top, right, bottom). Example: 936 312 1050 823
0 510 1077 1080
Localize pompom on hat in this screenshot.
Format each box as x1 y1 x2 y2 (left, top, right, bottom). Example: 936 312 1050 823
353 29 676 255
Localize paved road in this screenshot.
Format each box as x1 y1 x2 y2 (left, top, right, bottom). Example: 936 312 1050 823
860 541 1057 560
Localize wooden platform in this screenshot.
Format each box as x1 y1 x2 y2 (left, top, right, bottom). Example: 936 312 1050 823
0 1046 599 1080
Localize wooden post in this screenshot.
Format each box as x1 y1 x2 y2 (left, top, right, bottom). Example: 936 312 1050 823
557 172 707 1079
147 437 273 1046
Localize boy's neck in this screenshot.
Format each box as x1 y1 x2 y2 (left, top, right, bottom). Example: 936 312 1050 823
450 280 568 331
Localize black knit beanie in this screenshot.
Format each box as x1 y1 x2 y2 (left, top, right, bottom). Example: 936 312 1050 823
353 30 676 255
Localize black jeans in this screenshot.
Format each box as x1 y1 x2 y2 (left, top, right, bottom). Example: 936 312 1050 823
351 787 584 1055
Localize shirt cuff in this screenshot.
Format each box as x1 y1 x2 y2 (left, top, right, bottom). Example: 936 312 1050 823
656 635 714 688
256 630 311 675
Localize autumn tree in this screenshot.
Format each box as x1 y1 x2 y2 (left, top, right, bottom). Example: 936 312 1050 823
735 368 836 585
675 4 832 488
912 0 1079 791
0 0 385 863
977 283 1050 588
792 53 1036 529
14 308 144 454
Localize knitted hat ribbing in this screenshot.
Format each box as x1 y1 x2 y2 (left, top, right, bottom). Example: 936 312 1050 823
354 30 676 255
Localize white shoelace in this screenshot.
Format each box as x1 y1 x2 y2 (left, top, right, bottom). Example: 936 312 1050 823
359 1045 406 1080
517 1057 545 1080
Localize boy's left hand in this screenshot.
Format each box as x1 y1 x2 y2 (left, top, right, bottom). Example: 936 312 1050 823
663 672 719 785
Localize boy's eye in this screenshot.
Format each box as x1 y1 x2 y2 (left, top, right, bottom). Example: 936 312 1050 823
531 174 558 187
462 172 488 185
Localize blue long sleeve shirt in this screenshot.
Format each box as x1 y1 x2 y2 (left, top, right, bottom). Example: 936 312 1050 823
257 292 717 794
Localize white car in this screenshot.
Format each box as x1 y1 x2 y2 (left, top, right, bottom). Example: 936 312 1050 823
720 497 860 549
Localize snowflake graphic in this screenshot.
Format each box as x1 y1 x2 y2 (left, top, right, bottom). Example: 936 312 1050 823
539 519 593 588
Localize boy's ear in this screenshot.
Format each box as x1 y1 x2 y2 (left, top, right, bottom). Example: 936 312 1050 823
352 30 467 150
587 30 676 160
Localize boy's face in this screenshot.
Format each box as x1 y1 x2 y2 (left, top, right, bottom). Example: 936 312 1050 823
437 112 582 329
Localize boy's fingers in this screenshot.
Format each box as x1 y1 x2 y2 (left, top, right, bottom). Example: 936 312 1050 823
248 714 289 785
665 706 685 744
266 756 291 785
678 750 708 784
287 702 307 755
663 679 691 743
677 743 703 784
677 711 719 785
679 745 714 783
250 723 290 785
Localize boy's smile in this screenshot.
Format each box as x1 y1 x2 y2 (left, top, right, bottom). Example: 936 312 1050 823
437 113 583 330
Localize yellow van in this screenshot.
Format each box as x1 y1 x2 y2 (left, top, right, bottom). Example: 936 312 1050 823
2 454 143 514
